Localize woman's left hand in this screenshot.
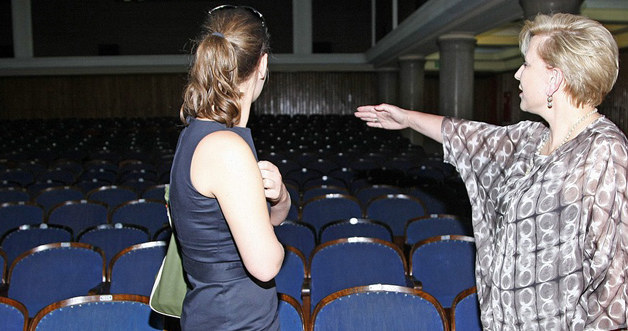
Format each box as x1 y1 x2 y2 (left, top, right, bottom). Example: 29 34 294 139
258 160 286 204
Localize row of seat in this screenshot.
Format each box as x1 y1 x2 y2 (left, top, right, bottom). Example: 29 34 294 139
0 195 168 239
2 241 478 330
289 192 464 237
0 203 469 269
275 235 476 312
276 215 473 259
0 286 480 331
0 183 469 246
0 222 170 266
0 184 166 213
0 158 171 195
0 242 166 316
0 238 479 330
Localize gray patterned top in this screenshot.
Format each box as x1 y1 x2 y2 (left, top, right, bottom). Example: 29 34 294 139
442 116 628 331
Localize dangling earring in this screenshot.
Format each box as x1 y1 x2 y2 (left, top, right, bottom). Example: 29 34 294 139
547 95 553 109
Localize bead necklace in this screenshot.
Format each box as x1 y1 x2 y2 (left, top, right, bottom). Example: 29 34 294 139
527 108 598 174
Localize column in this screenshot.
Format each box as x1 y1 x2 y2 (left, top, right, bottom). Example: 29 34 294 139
519 0 583 19
12 0 34 58
437 34 476 119
377 67 399 105
398 55 426 145
293 0 312 54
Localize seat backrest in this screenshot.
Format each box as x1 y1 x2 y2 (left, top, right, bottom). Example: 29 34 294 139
7 242 106 317
301 185 348 203
274 220 316 259
28 294 162 331
451 287 482 331
0 296 28 331
404 214 472 246
108 241 167 296
35 169 76 186
78 167 117 185
0 224 73 263
355 185 402 208
0 202 44 238
49 159 83 177
77 223 150 265
278 293 305 331
302 175 347 191
319 218 393 243
311 284 448 331
0 187 30 204
109 199 168 238
410 235 476 308
86 185 138 211
308 238 408 312
0 249 6 284
276 246 307 304
406 186 448 215
300 194 362 232
284 168 324 190
365 194 427 236
46 200 108 235
34 186 84 213
152 223 172 241
285 182 300 205
0 168 34 187
140 184 167 203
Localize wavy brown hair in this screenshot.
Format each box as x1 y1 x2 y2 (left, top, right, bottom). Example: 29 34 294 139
180 6 270 127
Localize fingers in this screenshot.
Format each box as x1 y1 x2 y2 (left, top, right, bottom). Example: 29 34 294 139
258 160 282 200
355 106 379 123
257 160 276 172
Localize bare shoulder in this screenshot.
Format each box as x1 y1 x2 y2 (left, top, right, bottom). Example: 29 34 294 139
194 130 256 164
192 130 257 196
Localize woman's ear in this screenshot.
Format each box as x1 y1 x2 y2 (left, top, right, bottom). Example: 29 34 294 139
258 53 268 80
546 68 564 96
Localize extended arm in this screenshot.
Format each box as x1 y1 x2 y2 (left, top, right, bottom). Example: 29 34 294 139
355 103 445 143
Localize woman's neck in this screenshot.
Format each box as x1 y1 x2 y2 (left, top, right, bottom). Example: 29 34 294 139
542 104 599 155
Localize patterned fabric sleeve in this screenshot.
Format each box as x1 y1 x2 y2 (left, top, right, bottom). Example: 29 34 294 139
441 117 544 232
580 134 628 329
442 117 544 192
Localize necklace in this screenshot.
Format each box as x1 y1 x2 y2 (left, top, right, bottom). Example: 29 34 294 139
539 108 598 155
527 108 598 175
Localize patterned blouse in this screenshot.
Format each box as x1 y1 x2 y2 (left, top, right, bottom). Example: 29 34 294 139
442 116 628 330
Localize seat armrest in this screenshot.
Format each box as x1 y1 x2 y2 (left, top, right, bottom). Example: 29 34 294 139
408 275 422 290
301 278 310 298
88 281 110 295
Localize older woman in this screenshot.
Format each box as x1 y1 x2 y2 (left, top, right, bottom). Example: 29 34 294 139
356 13 627 330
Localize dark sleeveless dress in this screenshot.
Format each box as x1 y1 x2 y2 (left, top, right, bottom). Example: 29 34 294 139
169 118 279 331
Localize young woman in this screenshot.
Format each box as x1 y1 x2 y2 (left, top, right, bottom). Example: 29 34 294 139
169 5 290 330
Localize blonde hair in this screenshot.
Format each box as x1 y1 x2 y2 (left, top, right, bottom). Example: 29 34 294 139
519 13 618 108
180 7 270 127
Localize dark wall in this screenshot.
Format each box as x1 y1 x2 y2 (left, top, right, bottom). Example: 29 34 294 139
28 0 294 56
0 73 187 119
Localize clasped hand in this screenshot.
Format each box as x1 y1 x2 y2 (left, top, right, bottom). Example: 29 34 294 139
257 160 286 205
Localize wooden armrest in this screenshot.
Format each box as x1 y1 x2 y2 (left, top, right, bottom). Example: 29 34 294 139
88 281 110 295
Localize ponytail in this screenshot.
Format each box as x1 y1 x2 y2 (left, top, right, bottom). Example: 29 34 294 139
180 33 242 127
180 7 270 127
